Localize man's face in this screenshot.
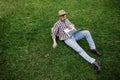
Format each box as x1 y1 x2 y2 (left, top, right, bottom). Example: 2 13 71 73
59 14 66 21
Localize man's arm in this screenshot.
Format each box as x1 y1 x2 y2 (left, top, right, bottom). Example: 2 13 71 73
66 19 75 29
51 24 59 48
52 38 58 48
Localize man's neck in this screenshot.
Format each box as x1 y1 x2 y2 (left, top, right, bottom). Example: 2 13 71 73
60 19 66 22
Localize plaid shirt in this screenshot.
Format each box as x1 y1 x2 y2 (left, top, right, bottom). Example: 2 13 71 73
52 19 73 40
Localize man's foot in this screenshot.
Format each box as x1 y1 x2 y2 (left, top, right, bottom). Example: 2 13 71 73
91 49 102 56
93 61 101 72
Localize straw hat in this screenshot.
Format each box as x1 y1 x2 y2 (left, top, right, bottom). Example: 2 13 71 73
58 10 66 16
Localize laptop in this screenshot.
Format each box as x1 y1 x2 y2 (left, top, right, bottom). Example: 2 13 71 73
64 27 80 37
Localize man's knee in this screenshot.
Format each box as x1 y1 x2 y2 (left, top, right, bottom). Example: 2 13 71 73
83 30 91 37
84 30 90 34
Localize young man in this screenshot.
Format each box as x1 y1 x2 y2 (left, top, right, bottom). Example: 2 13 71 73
51 10 102 71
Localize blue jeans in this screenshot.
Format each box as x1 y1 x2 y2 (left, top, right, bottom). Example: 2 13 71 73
64 30 96 64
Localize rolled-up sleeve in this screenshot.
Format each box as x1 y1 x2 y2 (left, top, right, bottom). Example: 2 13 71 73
52 23 59 39
67 19 72 24
66 19 74 27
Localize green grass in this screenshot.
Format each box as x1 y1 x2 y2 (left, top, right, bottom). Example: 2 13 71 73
0 0 120 80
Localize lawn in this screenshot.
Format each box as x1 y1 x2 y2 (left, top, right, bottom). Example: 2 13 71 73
0 0 120 80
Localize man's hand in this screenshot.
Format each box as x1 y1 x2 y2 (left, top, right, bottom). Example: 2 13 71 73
68 24 74 30
53 43 58 48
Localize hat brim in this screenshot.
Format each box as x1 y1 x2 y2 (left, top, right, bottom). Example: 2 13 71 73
58 13 66 16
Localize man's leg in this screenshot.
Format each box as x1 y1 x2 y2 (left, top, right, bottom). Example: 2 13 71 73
74 30 96 49
74 30 102 56
64 37 95 64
